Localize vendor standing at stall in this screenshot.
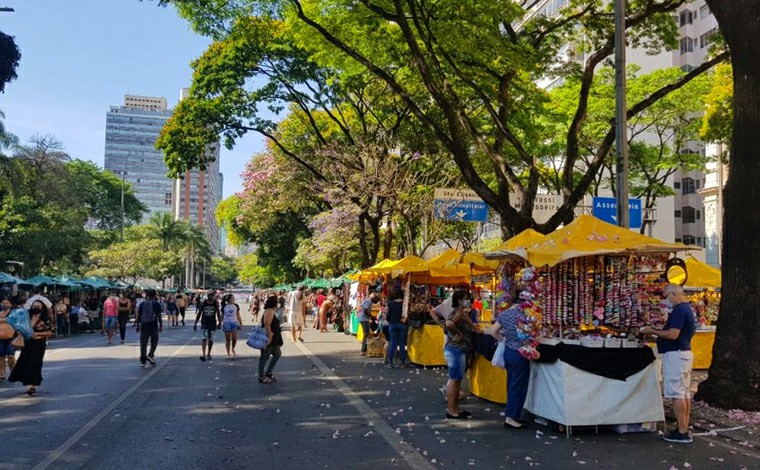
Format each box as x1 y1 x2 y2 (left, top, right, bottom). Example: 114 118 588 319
640 283 696 444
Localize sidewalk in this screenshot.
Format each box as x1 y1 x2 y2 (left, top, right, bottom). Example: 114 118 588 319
292 325 760 469
686 371 760 451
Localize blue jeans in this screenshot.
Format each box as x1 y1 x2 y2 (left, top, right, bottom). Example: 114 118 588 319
359 321 370 353
504 348 530 419
388 323 408 364
444 345 467 380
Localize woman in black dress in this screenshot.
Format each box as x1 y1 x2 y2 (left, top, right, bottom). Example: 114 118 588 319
9 300 54 395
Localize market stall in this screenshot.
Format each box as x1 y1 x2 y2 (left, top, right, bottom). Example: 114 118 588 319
475 215 693 430
679 255 721 369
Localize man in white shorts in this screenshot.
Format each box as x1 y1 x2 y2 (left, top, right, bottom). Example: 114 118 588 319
288 286 305 342
641 284 696 444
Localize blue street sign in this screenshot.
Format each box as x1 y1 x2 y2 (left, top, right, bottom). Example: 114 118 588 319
592 197 642 229
433 198 489 222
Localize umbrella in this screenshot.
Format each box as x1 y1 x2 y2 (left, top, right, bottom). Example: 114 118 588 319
0 272 22 284
24 274 58 287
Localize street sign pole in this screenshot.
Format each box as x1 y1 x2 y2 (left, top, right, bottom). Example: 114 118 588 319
614 0 629 229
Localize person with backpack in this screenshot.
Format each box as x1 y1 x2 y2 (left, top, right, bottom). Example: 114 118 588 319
194 291 222 361
135 290 163 367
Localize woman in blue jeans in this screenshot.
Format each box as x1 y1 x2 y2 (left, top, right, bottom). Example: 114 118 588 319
489 298 530 429
437 290 476 420
385 289 408 368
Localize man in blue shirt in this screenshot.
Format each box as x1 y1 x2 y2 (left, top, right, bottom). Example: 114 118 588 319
641 283 696 444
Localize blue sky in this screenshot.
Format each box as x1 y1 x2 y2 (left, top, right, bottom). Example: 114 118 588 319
0 0 262 198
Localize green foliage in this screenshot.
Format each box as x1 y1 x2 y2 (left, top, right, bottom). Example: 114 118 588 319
87 238 182 282
700 62 733 151
209 255 238 285
67 160 147 230
550 65 711 205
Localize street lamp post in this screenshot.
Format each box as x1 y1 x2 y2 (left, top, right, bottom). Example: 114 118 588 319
614 0 630 229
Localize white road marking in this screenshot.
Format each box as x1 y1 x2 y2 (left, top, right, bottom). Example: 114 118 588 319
32 337 195 470
293 340 436 470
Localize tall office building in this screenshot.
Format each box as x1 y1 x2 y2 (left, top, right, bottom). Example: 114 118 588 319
172 89 223 254
104 95 173 218
672 3 721 266
105 93 223 255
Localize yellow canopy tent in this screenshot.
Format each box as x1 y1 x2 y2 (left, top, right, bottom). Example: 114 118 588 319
348 259 395 283
484 228 547 260
521 214 694 267
676 255 721 288
425 249 496 280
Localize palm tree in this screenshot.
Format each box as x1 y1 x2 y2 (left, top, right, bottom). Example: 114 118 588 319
0 109 19 150
147 212 187 251
180 222 211 289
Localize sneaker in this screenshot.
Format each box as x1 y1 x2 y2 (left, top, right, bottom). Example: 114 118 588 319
206 355 212 361
147 356 156 366
199 356 206 362
385 363 394 369
663 430 693 444
140 363 148 368
120 340 125 344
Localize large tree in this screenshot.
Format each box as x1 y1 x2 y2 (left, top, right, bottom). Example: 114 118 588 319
0 31 20 93
158 0 726 237
694 0 760 411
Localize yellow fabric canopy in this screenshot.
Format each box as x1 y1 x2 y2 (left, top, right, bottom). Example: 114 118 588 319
485 228 547 260
683 255 721 288
524 215 694 267
427 249 497 278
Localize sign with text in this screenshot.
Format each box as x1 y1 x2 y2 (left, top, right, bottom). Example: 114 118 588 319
509 193 564 224
433 188 489 222
592 197 642 228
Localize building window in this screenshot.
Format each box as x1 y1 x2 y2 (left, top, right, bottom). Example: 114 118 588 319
680 37 694 54
682 177 696 194
674 181 681 189
674 210 682 218
675 238 682 243
700 4 710 19
683 235 696 245
682 206 696 223
679 10 694 26
697 210 701 220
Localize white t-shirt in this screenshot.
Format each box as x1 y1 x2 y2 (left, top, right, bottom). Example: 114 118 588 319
223 304 239 324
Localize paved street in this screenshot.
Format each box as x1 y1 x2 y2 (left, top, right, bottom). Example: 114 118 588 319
2 306 758 470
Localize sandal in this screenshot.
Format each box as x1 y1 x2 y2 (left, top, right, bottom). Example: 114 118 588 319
265 373 276 382
258 376 274 384
445 410 471 419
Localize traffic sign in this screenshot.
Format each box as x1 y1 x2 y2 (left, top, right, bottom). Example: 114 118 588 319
592 197 642 228
433 188 489 222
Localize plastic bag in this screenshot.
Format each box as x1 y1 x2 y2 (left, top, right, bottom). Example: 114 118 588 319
246 326 269 350
491 341 506 369
7 308 33 339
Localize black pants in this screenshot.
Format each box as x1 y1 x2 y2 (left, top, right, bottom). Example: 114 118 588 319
179 306 186 323
118 312 130 341
139 324 159 363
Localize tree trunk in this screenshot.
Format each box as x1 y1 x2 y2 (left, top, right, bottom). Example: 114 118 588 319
382 209 394 260
357 212 371 268
695 0 760 411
